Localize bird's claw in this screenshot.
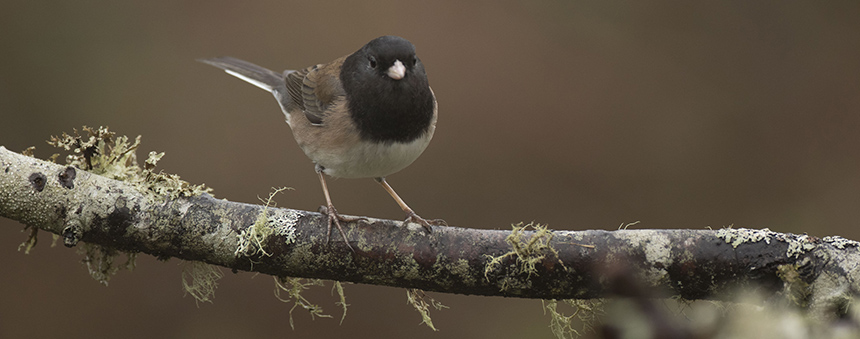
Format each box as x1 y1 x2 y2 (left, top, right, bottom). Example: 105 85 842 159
402 212 446 233
319 205 364 252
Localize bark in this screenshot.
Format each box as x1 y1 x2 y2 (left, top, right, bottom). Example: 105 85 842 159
2 146 859 318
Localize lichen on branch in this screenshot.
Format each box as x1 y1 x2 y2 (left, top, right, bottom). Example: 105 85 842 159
47 125 211 199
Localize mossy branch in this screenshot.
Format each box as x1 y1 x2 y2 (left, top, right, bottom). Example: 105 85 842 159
2 145 860 320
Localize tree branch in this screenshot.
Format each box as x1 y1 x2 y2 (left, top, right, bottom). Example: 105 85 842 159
2 145 859 317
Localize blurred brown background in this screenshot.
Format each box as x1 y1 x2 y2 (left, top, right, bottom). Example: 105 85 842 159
1 1 859 338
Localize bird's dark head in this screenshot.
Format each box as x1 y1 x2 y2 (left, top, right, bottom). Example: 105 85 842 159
342 36 435 143
349 35 425 83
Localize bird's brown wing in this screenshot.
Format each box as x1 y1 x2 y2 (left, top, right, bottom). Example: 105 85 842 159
286 56 347 125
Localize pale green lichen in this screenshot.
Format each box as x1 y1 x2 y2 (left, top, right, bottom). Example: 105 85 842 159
76 243 135 285
125 252 138 270
47 126 212 201
333 281 349 325
269 209 299 244
544 299 605 339
274 277 333 330
49 126 139 181
21 146 35 157
777 263 811 307
235 187 298 257
484 222 565 288
406 288 448 331
822 236 860 249
393 255 423 281
79 243 118 285
144 151 164 170
17 225 38 254
235 216 275 257
141 150 213 200
612 230 672 285
618 220 641 230
449 258 476 286
715 227 775 248
716 227 819 259
35 126 198 284
182 261 224 305
271 278 349 329
785 234 817 259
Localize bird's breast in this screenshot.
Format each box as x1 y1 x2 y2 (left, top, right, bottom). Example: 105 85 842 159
313 132 433 179
287 93 437 179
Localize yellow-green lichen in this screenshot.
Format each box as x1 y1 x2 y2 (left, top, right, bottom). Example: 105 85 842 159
484 222 566 289
777 263 811 308
235 187 298 257
333 281 349 325
49 126 139 180
17 225 38 254
716 227 818 259
77 242 135 285
715 227 774 248
21 146 35 157
182 260 223 305
141 150 213 199
618 220 641 230
822 236 860 249
447 258 476 286
47 126 212 201
612 230 672 285
392 254 423 281
34 126 197 284
544 299 605 339
785 234 817 259
406 288 448 331
274 277 334 330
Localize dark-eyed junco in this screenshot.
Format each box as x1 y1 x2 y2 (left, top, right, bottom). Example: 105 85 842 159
200 35 442 245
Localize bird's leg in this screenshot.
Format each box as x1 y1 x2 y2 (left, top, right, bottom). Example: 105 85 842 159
375 177 446 233
316 167 361 251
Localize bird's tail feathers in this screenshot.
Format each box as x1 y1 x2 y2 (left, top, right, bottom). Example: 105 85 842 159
198 56 286 93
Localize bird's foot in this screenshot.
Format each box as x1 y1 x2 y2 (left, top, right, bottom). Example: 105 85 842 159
402 212 446 233
319 205 365 252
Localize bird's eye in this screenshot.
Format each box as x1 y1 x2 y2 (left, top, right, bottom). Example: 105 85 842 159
411 57 418 66
368 56 377 68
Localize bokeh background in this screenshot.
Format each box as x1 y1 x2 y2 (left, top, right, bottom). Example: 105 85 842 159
2 1 859 338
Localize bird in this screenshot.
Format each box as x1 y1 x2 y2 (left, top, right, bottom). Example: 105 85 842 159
199 35 443 247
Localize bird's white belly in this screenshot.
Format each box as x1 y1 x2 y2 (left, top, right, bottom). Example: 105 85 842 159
310 133 432 179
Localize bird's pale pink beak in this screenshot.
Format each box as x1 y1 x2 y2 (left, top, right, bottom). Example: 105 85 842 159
386 60 406 80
